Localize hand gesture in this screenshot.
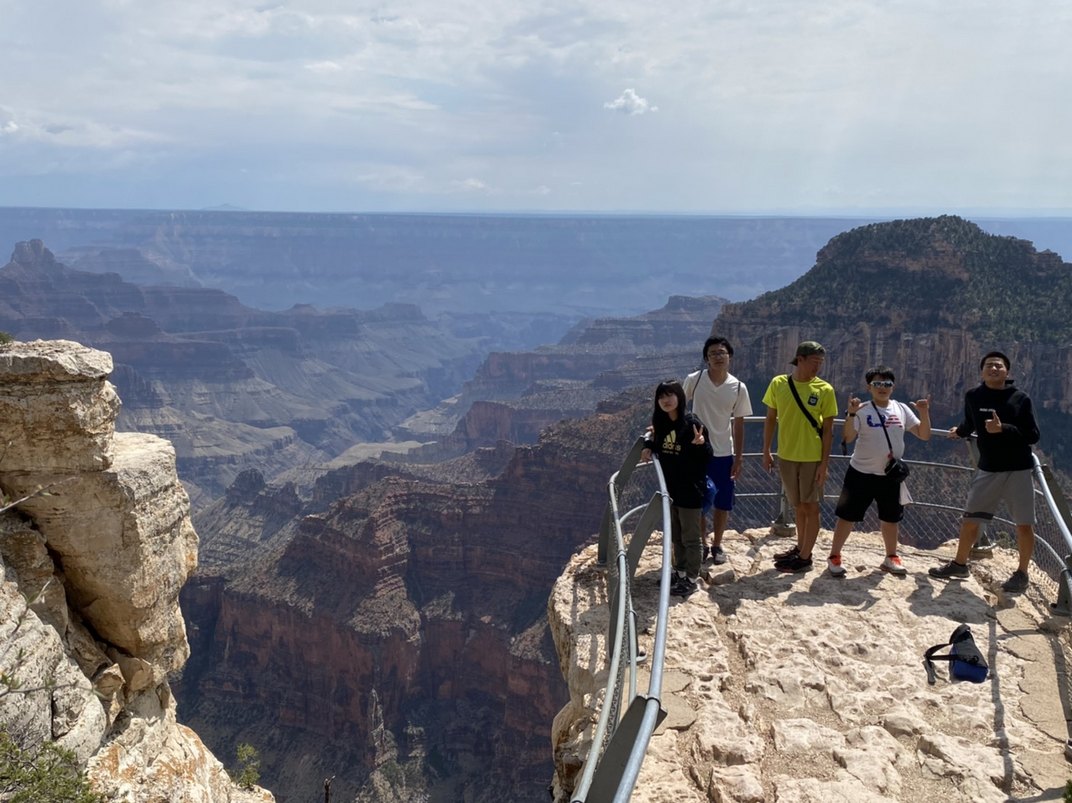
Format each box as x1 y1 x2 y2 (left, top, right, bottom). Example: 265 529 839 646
846 393 862 415
692 424 705 445
985 411 1003 434
763 451 774 473
910 395 931 415
730 456 743 480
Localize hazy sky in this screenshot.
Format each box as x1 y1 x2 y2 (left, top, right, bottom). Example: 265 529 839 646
1 1 1070 214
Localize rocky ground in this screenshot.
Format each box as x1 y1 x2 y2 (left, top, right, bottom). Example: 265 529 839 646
551 527 1072 802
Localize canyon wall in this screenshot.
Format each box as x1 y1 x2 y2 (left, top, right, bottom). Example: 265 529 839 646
176 389 652 801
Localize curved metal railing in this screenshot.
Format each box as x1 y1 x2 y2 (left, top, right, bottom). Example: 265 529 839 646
568 416 1072 802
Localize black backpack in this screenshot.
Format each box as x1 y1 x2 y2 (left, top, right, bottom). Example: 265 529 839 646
923 624 989 684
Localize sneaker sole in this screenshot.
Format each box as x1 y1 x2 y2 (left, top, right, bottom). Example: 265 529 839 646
881 565 907 576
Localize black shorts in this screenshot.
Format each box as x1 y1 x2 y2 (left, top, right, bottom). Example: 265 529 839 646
835 465 903 523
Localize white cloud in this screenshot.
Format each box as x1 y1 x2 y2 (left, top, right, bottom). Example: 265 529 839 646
0 0 1070 213
603 88 658 116
454 178 490 193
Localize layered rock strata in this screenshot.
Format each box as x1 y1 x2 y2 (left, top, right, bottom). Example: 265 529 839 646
0 339 271 802
175 389 653 801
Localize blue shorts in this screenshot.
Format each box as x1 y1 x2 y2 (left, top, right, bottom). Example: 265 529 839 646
703 455 736 513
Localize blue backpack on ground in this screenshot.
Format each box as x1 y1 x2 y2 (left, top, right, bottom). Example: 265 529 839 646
923 624 989 684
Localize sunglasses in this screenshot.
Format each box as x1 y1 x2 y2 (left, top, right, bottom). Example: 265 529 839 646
870 380 894 388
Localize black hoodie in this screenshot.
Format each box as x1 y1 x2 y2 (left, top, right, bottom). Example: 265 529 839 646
954 383 1040 472
644 411 713 508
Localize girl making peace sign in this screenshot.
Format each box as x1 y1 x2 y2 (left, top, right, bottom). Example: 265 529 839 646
641 380 714 596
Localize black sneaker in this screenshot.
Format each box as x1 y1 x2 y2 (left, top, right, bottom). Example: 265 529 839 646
928 560 969 580
1001 570 1029 593
711 545 727 565
776 556 813 573
665 573 685 591
670 577 698 597
702 545 711 563
774 544 800 562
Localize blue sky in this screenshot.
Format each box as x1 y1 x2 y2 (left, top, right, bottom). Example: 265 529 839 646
1 0 1070 215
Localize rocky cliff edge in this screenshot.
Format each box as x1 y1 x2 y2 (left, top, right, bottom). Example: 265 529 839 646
550 529 1071 802
0 339 271 802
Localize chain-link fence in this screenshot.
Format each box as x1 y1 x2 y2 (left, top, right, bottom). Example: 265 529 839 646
618 417 1072 596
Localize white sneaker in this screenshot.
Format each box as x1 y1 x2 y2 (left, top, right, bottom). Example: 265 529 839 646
827 554 846 577
881 555 907 575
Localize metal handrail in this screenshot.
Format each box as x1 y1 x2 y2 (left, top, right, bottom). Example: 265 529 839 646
566 417 1072 801
571 436 672 803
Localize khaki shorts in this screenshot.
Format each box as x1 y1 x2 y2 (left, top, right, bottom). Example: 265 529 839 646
778 459 822 506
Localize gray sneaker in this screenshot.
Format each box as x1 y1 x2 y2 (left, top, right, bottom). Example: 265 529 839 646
928 560 969 580
711 545 727 565
1001 570 1029 593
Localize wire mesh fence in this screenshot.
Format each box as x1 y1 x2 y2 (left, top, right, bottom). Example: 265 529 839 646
620 417 1071 594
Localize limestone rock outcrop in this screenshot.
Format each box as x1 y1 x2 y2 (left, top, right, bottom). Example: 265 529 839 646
549 530 1072 802
0 339 272 802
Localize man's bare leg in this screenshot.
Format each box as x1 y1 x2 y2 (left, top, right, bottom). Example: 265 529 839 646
797 501 820 560
880 521 900 557
1015 524 1034 573
829 517 853 559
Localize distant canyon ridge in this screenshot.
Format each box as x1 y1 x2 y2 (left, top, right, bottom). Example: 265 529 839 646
3 207 1071 317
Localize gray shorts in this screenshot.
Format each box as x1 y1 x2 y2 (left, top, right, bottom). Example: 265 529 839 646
963 469 1035 525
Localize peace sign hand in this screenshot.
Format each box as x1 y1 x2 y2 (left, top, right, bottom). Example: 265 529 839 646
692 424 705 445
985 411 1003 434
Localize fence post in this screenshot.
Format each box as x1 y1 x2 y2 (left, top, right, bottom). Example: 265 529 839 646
770 488 796 537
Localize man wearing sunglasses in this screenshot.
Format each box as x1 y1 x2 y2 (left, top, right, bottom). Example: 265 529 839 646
826 367 931 577
930 351 1040 593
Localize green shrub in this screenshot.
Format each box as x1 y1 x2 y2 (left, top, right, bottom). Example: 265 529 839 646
0 731 104 803
231 742 261 790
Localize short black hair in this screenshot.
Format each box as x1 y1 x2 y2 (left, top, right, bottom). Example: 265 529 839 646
703 336 733 361
865 366 895 384
980 351 1010 371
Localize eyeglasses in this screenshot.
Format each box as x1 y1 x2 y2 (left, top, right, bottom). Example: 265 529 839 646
707 350 730 358
870 380 894 388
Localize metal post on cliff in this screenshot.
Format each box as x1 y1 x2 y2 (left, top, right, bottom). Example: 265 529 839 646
324 775 334 803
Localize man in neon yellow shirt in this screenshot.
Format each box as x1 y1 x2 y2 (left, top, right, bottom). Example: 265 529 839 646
762 341 837 572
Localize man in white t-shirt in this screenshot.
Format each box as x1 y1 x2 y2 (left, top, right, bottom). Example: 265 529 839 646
826 366 931 577
683 337 753 564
